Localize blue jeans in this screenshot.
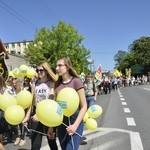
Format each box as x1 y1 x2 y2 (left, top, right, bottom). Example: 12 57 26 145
58 115 83 150
86 96 95 108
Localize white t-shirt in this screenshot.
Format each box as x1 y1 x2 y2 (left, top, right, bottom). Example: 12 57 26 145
35 80 54 104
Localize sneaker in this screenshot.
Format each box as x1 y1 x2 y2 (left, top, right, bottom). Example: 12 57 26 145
19 139 26 146
14 137 21 146
82 136 87 140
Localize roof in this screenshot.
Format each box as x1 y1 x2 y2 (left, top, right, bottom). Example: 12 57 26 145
0 39 9 59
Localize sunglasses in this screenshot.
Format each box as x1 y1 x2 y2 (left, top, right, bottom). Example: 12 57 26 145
36 69 45 73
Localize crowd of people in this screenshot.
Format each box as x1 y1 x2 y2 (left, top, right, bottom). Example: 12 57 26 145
97 74 150 95
0 75 33 149
0 56 149 150
0 56 88 150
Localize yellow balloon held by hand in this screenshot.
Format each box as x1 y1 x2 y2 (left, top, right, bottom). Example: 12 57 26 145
5 105 25 125
87 104 102 119
85 118 97 130
0 93 17 111
16 90 33 109
36 99 63 127
56 87 79 117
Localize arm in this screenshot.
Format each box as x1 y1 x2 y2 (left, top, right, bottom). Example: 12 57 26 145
22 106 32 125
94 86 98 101
49 88 55 100
47 87 57 139
66 88 87 135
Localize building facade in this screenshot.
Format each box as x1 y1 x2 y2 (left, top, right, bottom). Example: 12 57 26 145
4 40 33 55
3 40 33 70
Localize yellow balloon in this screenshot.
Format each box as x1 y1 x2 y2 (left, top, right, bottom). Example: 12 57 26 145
85 118 97 130
36 99 63 127
0 93 17 111
26 68 36 78
13 68 22 77
9 71 15 78
56 87 79 117
83 112 89 122
16 90 33 109
19 64 29 76
5 105 25 125
87 104 102 119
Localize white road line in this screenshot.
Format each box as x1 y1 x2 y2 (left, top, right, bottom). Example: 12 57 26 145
143 88 150 91
122 102 127 105
120 97 125 101
124 108 131 113
119 95 123 98
130 132 144 150
126 117 136 126
84 128 143 150
90 136 126 150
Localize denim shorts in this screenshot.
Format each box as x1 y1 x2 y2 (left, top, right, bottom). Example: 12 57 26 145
86 95 95 108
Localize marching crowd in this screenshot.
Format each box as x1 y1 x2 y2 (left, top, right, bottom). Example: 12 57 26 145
0 56 149 150
0 57 88 150
97 74 150 95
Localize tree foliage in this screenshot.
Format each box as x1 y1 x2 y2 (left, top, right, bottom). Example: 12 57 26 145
114 50 127 69
24 21 91 74
129 37 150 66
114 37 150 74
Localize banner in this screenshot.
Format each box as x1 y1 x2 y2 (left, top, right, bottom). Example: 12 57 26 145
0 52 8 82
94 65 102 86
95 64 102 81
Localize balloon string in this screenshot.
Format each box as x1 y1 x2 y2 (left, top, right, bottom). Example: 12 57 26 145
24 122 82 138
68 117 75 150
24 125 48 136
61 122 82 138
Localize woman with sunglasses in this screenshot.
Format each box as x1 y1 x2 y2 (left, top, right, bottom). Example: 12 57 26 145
22 62 58 150
48 56 87 150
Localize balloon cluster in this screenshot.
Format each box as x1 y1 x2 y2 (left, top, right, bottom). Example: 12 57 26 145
9 64 36 79
35 87 80 127
0 90 33 125
83 104 103 130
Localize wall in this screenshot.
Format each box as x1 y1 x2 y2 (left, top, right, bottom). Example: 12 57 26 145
5 54 27 71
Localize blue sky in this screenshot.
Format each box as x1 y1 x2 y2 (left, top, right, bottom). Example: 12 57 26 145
0 0 150 71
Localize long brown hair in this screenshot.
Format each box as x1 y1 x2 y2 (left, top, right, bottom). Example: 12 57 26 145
55 56 79 87
37 62 58 82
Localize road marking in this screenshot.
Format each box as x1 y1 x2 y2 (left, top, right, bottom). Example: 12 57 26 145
120 97 125 101
126 117 136 126
90 135 126 150
124 108 131 113
143 88 150 91
130 132 144 150
119 95 123 98
122 102 127 105
83 128 143 150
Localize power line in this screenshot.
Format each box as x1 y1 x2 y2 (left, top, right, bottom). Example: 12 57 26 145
0 0 37 30
30 0 61 23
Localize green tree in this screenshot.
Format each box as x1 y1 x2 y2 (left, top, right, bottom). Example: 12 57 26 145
24 21 91 74
114 50 127 69
129 37 150 73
